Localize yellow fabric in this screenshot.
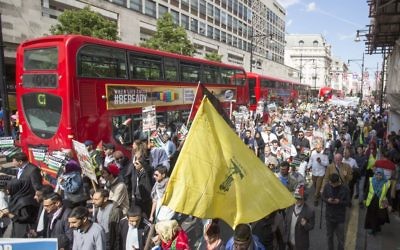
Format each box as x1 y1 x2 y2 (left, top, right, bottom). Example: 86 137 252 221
162 97 295 228
365 177 391 208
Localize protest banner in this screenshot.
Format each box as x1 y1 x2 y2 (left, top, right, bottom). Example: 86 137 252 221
142 105 157 133
0 239 57 250
72 140 97 183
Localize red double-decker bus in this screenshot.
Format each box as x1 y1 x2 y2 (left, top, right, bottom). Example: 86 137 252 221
236 72 310 110
319 86 343 101
15 35 247 156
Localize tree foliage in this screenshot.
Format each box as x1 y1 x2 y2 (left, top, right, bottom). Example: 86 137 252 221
205 52 223 62
141 13 196 56
50 6 119 41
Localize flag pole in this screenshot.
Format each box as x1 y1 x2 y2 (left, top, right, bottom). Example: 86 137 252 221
187 81 201 126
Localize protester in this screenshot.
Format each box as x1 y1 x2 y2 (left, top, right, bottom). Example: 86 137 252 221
149 165 174 222
284 185 315 250
225 223 265 250
92 189 123 250
12 152 42 192
2 179 38 237
364 168 391 235
322 173 350 250
118 205 151 250
68 206 106 250
307 144 329 206
197 219 225 250
154 219 190 250
59 159 88 208
42 192 73 250
102 163 129 215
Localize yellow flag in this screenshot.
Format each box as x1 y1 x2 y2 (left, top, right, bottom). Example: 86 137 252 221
162 97 295 228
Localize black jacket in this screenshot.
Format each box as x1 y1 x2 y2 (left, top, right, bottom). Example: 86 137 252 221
118 217 151 250
322 183 350 223
18 163 43 192
46 206 73 250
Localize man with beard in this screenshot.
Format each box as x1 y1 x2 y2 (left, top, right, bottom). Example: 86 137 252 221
92 189 123 250
68 206 106 250
101 164 129 215
118 206 151 250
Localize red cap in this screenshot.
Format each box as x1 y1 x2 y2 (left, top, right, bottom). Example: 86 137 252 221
104 163 120 177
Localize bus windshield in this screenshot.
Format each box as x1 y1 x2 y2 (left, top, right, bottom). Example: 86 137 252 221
21 93 62 139
24 47 58 70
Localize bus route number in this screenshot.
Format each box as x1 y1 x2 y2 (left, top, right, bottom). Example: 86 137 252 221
23 74 58 88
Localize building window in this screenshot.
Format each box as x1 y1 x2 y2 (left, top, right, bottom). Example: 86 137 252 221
227 14 232 31
207 25 213 39
215 28 220 41
171 10 179 24
158 4 168 17
215 8 220 25
313 40 319 46
181 0 189 11
207 3 214 22
191 18 198 33
200 0 206 19
190 0 198 15
113 0 127 6
181 14 189 30
221 31 226 42
299 40 304 46
227 33 232 45
199 22 206 35
130 0 142 12
144 0 156 17
171 0 179 7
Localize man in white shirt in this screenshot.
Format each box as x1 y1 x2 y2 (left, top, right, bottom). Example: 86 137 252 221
307 144 329 206
261 126 278 144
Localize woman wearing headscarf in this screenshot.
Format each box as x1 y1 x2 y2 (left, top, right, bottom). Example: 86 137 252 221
155 219 189 250
364 168 391 235
59 160 88 208
254 131 266 161
2 179 38 237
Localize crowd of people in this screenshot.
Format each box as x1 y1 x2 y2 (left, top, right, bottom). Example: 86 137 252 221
0 101 398 250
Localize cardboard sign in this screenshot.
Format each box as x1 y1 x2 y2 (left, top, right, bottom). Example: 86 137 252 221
72 140 97 183
142 105 157 133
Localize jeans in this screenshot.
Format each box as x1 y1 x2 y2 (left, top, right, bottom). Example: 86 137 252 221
326 220 345 250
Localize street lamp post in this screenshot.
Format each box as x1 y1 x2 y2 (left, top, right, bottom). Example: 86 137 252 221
348 53 365 104
249 29 273 72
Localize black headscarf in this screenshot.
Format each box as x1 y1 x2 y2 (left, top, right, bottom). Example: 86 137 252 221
7 179 37 213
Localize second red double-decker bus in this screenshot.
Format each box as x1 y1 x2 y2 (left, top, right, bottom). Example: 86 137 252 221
16 35 247 157
319 86 343 102
237 72 310 110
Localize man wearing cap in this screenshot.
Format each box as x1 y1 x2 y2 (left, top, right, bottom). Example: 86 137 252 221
225 223 265 250
101 164 129 215
322 173 350 250
284 185 315 250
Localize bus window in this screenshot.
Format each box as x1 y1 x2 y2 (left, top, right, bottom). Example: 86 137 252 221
248 78 256 105
203 66 219 83
221 68 233 84
180 62 200 83
24 47 58 70
78 45 127 78
164 58 178 81
130 53 163 80
234 70 246 85
112 115 133 146
21 93 62 139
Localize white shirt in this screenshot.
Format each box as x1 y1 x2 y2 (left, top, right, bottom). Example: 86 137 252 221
261 131 278 144
342 157 358 169
308 150 329 177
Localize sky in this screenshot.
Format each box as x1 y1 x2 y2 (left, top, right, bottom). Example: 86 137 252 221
277 0 382 75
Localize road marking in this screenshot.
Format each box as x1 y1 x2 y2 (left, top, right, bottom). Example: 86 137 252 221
345 202 359 250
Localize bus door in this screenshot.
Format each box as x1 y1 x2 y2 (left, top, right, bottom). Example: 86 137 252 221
248 78 257 110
